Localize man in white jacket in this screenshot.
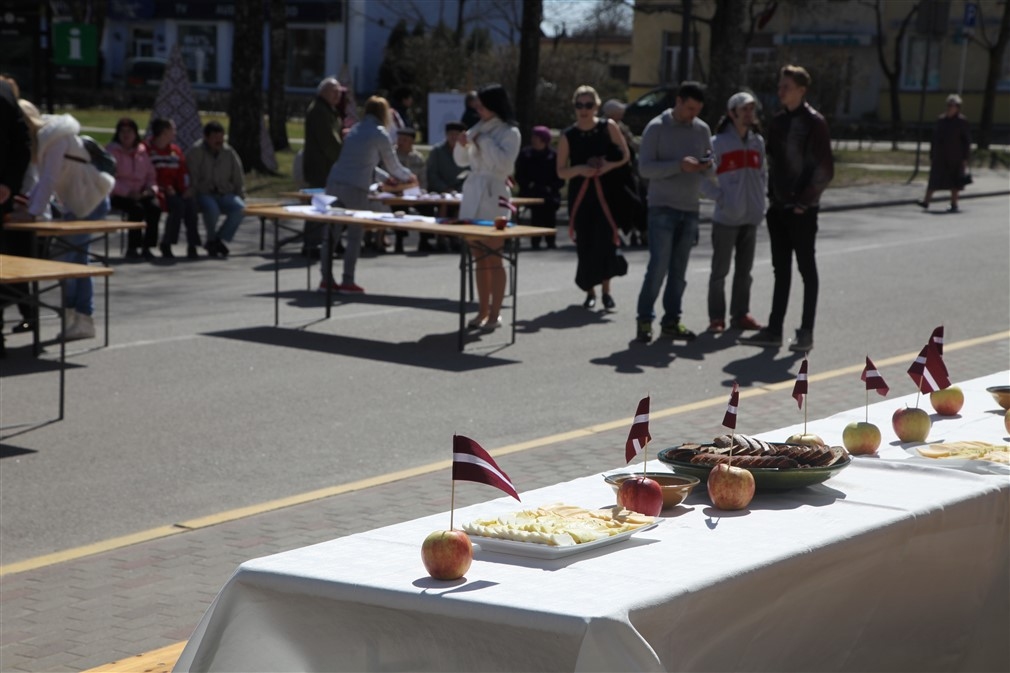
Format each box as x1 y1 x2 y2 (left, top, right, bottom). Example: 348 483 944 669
700 91 767 335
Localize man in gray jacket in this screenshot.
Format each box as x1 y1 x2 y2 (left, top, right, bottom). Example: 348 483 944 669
635 81 713 343
186 121 245 258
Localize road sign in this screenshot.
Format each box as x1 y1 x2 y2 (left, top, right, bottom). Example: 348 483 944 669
52 23 97 66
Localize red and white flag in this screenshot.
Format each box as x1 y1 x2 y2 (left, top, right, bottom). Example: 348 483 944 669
624 396 652 462
861 356 889 396
792 359 808 409
930 325 944 356
916 343 951 393
722 382 740 430
452 435 520 501
497 194 517 214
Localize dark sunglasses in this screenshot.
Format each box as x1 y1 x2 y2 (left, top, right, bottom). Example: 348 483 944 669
574 102 595 110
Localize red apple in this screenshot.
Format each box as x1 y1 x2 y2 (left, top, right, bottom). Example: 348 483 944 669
617 476 664 516
842 421 881 455
892 407 931 442
421 529 472 580
706 463 756 511
930 386 964 416
786 433 825 446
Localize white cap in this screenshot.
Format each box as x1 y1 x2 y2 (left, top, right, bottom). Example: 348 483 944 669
727 91 756 111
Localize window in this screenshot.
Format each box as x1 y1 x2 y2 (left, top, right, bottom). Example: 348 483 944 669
901 35 941 90
999 47 1010 91
178 23 217 85
131 27 154 58
287 27 326 89
661 32 694 85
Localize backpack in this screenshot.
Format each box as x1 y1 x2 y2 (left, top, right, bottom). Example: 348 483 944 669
80 135 117 175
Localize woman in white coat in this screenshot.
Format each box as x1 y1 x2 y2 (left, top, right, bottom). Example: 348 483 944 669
453 84 522 330
14 101 114 340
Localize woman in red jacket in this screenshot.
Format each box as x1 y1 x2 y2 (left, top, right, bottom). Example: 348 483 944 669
107 117 161 260
147 118 202 259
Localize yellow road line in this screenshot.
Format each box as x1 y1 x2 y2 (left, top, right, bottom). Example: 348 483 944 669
3 330 1007 578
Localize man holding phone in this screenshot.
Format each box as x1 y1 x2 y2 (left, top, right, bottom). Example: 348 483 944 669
634 81 714 343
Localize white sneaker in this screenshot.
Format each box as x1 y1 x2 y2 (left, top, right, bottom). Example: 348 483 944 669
56 309 76 340
62 313 95 341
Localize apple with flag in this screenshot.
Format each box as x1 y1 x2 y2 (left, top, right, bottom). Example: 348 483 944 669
892 407 931 442
930 385 964 416
707 463 755 510
842 421 881 455
421 530 472 580
426 435 521 580
617 477 664 516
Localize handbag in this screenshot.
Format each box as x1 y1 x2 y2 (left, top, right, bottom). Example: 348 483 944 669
961 171 973 188
610 248 628 277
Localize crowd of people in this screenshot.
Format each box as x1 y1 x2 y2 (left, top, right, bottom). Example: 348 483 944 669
2 63 975 352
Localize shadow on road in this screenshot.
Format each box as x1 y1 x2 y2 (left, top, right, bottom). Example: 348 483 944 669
204 326 517 372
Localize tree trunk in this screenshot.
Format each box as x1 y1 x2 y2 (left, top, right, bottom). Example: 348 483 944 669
706 0 746 129
515 0 543 143
228 0 266 172
977 0 1010 150
268 0 290 151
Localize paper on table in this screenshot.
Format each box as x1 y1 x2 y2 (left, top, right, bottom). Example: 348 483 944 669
311 194 334 212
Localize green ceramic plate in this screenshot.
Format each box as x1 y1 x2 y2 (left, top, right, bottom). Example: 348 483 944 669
657 445 851 491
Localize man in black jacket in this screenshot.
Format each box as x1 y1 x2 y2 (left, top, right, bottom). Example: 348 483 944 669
739 64 833 353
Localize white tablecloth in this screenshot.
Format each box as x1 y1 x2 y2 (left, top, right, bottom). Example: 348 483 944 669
175 373 1010 672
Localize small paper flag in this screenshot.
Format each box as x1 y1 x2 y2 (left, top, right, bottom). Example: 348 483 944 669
498 194 517 214
452 435 520 501
624 396 652 462
861 357 889 396
930 325 944 356
792 359 808 409
916 343 951 393
722 381 740 430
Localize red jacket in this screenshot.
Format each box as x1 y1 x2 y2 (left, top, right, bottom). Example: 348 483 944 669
146 141 190 207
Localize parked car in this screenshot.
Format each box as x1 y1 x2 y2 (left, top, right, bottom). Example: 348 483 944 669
622 87 677 136
122 57 167 106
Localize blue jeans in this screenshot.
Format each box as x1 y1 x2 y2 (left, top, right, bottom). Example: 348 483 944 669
61 197 110 316
636 206 699 325
197 193 245 242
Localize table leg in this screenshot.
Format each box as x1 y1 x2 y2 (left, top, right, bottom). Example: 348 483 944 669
325 223 334 319
458 243 467 352
102 233 110 348
31 280 41 357
509 243 518 346
58 282 66 421
274 217 280 327
260 216 266 251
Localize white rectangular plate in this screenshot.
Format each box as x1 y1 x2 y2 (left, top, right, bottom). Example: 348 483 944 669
470 522 659 559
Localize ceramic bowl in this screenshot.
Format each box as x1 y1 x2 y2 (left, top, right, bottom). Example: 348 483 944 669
986 385 1010 410
604 472 700 509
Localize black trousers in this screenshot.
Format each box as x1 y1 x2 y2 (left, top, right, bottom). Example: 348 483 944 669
766 206 819 335
112 195 161 250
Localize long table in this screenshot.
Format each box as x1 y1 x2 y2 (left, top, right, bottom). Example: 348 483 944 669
1 254 113 420
3 219 145 349
174 372 1010 672
248 204 554 350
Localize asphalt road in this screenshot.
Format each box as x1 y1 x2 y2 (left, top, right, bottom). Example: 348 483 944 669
1 191 1008 564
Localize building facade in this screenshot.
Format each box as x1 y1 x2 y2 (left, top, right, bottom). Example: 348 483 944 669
629 0 1010 126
